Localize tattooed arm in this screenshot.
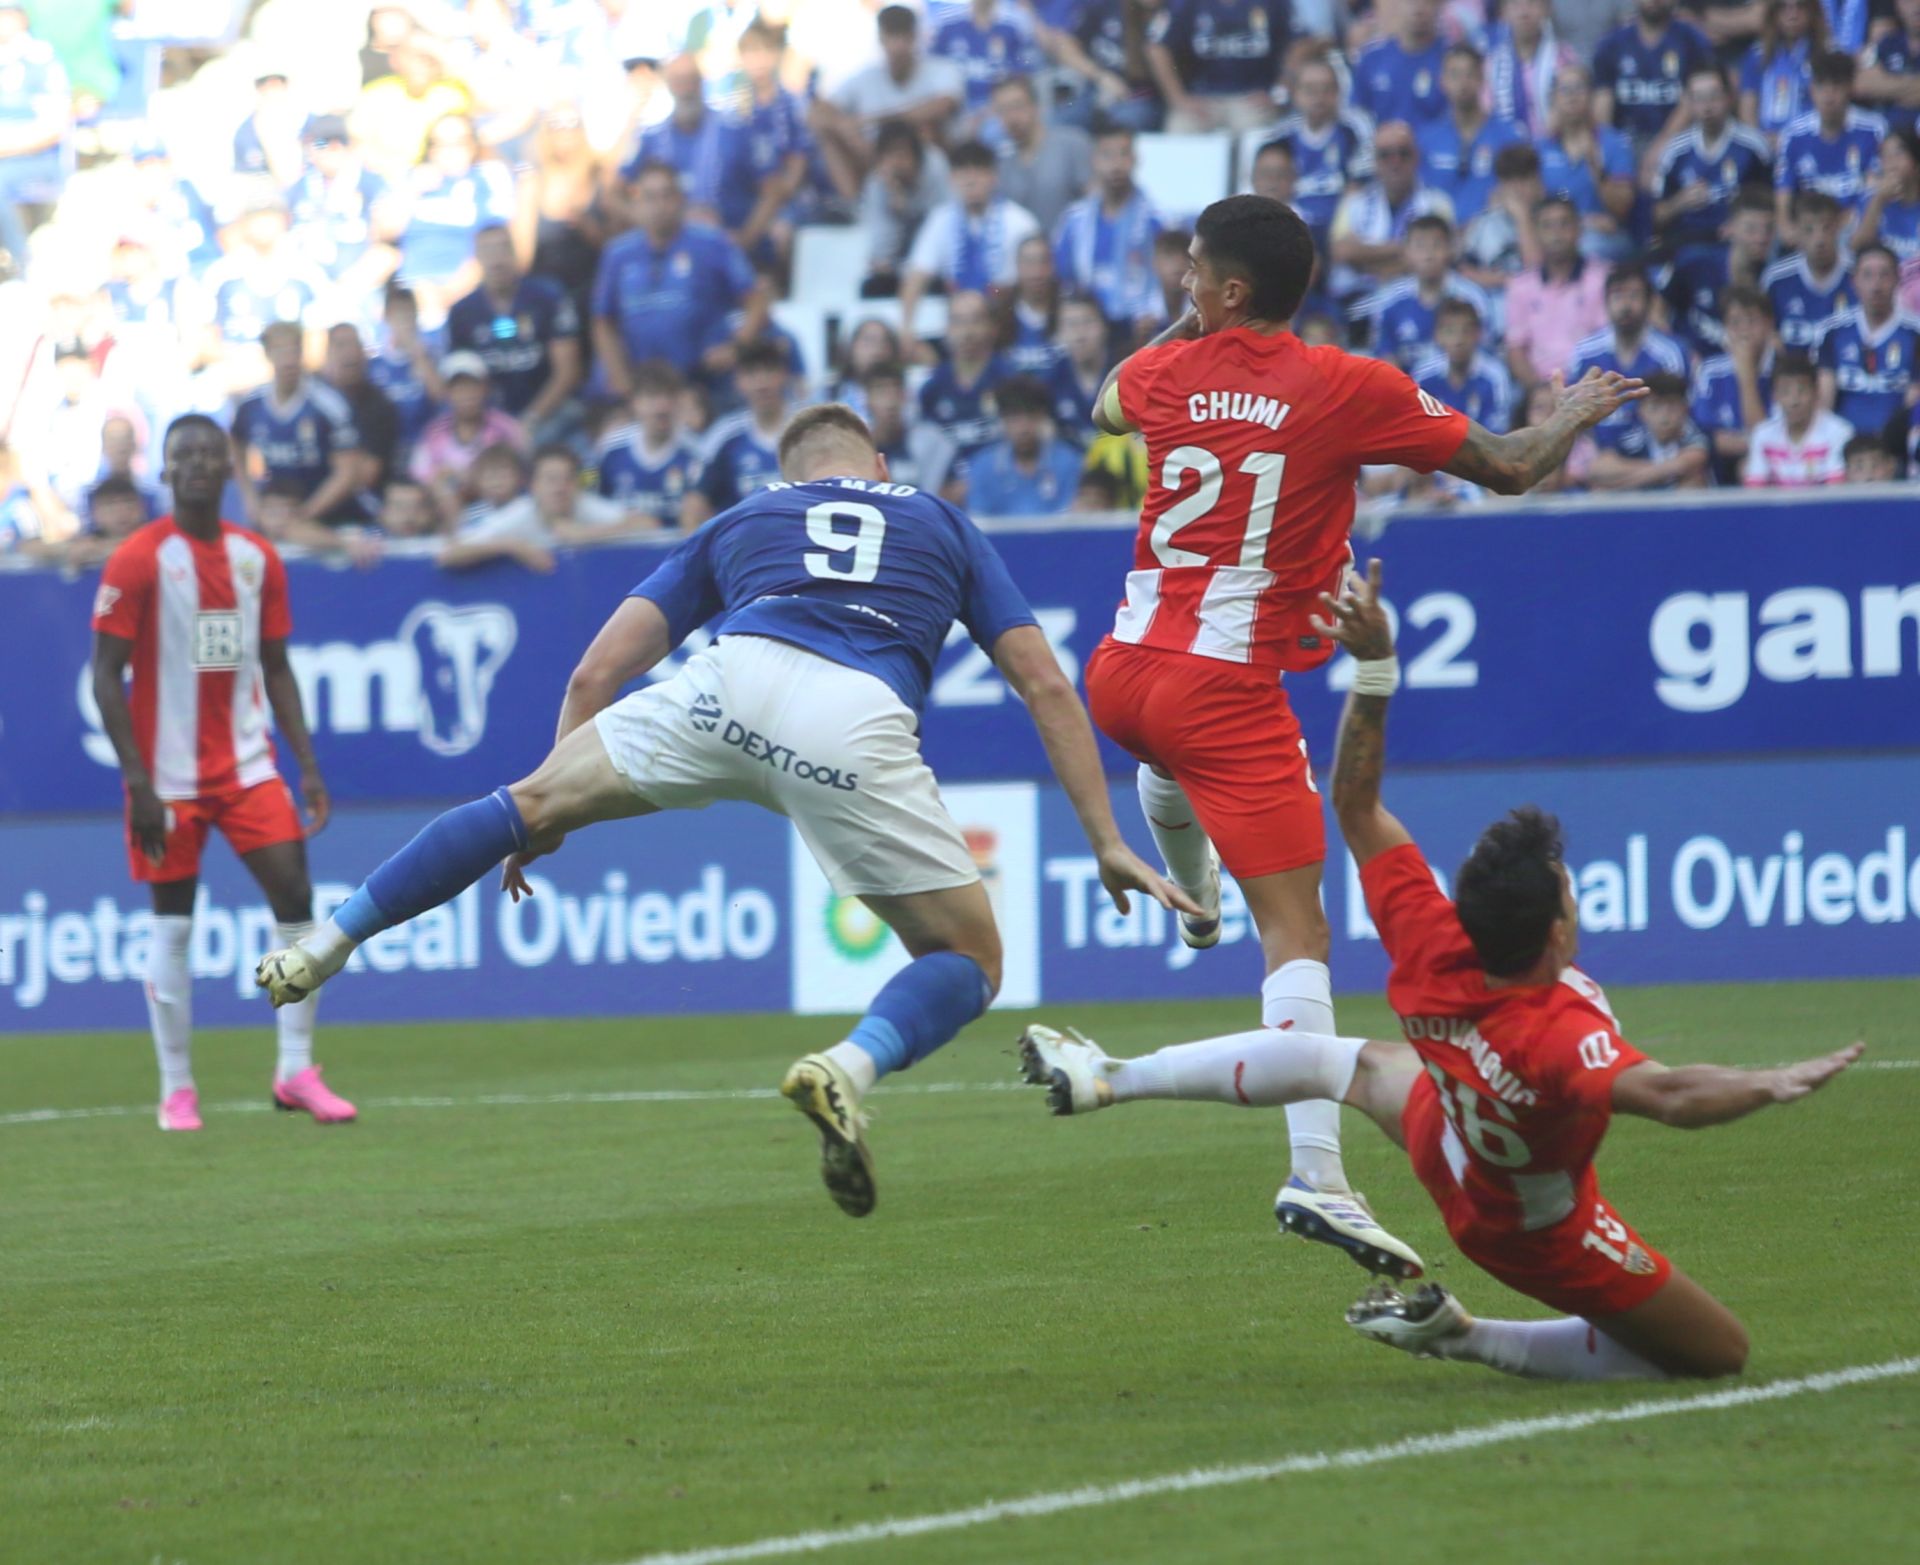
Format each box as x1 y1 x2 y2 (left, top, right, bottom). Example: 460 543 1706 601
1314 559 1415 868
1442 368 1649 495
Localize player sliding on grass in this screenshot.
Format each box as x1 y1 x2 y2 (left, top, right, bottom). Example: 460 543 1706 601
256 403 1190 1216
1083 193 1652 1279
1021 561 1862 1381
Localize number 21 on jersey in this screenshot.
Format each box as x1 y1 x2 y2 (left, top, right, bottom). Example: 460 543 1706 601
1150 445 1286 569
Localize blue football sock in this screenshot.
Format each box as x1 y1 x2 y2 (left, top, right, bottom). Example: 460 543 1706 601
336 787 529 941
847 950 993 1081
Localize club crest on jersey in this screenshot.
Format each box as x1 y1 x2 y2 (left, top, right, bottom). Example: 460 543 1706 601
1624 1241 1658 1276
93 583 121 619
234 555 263 591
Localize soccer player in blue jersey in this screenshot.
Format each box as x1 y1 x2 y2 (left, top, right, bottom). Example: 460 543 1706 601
1590 0 1713 156
1814 245 1920 437
594 361 702 526
680 338 794 526
1567 266 1691 450
1653 67 1773 248
1350 0 1447 127
232 322 372 526
1774 51 1888 224
257 402 1188 1217
1764 189 1855 348
1416 298 1516 432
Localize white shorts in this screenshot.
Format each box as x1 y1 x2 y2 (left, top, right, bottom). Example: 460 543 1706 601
593 634 981 898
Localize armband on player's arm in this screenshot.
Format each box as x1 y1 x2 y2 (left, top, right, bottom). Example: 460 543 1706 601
1093 375 1136 436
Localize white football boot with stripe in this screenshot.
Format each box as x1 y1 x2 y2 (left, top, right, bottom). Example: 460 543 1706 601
1016 1024 1116 1115
1275 1175 1426 1279
1346 1283 1472 1357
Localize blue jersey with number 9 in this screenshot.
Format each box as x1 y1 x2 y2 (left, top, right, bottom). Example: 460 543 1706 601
630 477 1039 715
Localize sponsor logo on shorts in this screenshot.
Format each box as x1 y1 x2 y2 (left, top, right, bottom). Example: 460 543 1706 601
689 692 723 733
720 720 858 791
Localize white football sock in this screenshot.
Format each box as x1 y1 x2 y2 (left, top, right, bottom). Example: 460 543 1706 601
274 921 318 1082
1106 1028 1361 1106
823 1040 878 1098
1435 1316 1673 1381
1263 960 1349 1191
145 914 194 1096
1135 766 1215 901
302 916 356 980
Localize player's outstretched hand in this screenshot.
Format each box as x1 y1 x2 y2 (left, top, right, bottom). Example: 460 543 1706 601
300 764 330 837
1556 366 1650 431
1096 842 1203 918
1311 557 1395 661
1770 1041 1865 1103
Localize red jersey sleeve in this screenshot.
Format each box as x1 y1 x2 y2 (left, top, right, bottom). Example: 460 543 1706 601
1345 357 1470 472
1116 341 1186 430
1359 842 1456 966
1538 1009 1650 1113
259 539 292 640
92 537 153 641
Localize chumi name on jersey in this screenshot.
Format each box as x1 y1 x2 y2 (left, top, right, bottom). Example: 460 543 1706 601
1185 391 1291 430
1403 1014 1540 1108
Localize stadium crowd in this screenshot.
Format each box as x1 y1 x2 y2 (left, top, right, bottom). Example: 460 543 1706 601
2 0 1918 569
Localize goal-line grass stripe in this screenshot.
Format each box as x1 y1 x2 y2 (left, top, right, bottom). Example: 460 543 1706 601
615 1356 1920 1565
2 1059 1914 1128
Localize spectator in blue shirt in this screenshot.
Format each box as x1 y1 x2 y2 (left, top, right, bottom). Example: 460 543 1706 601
127 136 220 278
918 288 1011 459
594 359 703 528
1738 0 1827 145
1590 0 1714 157
732 19 816 264
1258 51 1374 248
1588 372 1712 489
399 112 518 326
1054 126 1164 337
195 183 336 345
1415 297 1517 433
1858 0 1920 137
624 54 752 230
1536 63 1637 258
1361 213 1496 367
1146 0 1288 134
593 159 767 391
1567 264 1693 449
681 336 794 527
1423 46 1530 225
446 224 584 437
232 321 375 527
1764 189 1856 347
1653 67 1772 247
1773 51 1888 225
1046 293 1114 447
1690 284 1777 483
232 67 311 186
286 115 401 312
931 0 1042 123
962 375 1083 516
1815 244 1920 437
368 283 445 454
1660 185 1779 356
1858 127 1920 268
1350 0 1448 127
0 2 70 268
1031 0 1160 132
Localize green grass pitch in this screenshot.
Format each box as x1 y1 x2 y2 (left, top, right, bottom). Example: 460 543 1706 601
3 979 1915 1565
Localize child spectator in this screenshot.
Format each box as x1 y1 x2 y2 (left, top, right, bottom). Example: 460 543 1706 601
1843 432 1901 482
595 360 702 529
1764 190 1854 349
1773 51 1887 224
1361 213 1495 369
1743 353 1852 484
1589 372 1712 490
410 352 525 524
962 375 1083 517
861 361 960 499
1416 299 1517 433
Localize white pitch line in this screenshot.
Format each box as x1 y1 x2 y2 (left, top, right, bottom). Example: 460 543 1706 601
616 1357 1920 1565
1 1059 1913 1130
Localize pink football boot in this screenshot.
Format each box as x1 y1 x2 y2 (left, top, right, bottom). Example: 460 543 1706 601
272 1066 358 1124
158 1087 203 1131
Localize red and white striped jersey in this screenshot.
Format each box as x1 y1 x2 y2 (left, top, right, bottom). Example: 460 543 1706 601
92 518 292 800
1112 328 1468 671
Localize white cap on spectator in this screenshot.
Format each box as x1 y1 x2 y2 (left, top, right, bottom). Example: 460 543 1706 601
440 350 490 381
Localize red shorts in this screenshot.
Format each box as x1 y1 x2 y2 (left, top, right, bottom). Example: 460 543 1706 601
128 777 306 883
1403 1076 1672 1319
1085 638 1324 879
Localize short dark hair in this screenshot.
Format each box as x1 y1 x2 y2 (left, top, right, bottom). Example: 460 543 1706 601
1075 467 1121 505
164 412 226 452
474 221 512 247
473 441 527 478
1407 213 1453 243
1253 138 1294 165
859 358 907 389
1731 183 1775 220
1644 372 1688 401
1843 432 1893 464
632 358 684 397
1791 189 1843 224
877 4 917 37
531 442 581 473
630 156 681 186
1855 241 1900 272
260 319 301 348
949 139 996 173
1774 352 1817 386
1721 282 1772 320
1687 61 1731 93
1492 143 1540 181
1153 227 1192 258
995 375 1053 417
1535 193 1580 223
1444 43 1484 70
1434 296 1482 330
1810 48 1856 88
89 474 144 506
384 281 417 312
734 336 790 376
739 18 785 50
778 402 875 472
1455 807 1568 978
873 119 923 165
1605 262 1652 297
992 73 1037 102
1192 195 1316 321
